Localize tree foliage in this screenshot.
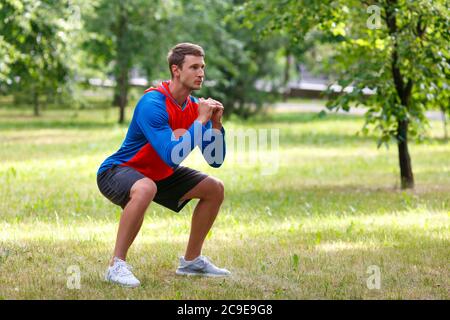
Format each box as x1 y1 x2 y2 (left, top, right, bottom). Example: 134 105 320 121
1 0 285 120
0 0 83 115
166 0 283 118
238 0 450 189
81 0 168 123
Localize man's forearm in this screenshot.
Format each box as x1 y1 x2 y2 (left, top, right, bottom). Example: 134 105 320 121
212 121 222 131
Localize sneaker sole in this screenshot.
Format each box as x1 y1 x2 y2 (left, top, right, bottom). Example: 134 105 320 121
105 276 140 288
175 269 231 277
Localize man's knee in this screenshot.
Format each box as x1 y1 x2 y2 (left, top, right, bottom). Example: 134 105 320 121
208 177 224 202
130 178 157 202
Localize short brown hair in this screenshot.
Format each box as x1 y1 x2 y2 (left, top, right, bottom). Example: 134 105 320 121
167 43 205 78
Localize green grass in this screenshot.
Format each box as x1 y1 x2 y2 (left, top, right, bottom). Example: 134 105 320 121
0 106 448 299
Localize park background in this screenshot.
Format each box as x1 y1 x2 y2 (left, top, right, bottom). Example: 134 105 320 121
0 0 449 299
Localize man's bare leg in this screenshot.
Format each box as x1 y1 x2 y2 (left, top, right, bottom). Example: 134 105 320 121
179 177 225 261
110 178 157 265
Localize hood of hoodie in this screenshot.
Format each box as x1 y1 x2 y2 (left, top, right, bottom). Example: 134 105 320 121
144 80 191 108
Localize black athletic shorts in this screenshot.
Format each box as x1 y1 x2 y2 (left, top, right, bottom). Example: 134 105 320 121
97 165 208 212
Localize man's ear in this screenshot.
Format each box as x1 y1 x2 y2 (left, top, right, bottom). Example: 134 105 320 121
171 64 180 78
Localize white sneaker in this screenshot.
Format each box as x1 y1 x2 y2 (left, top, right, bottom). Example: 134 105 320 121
105 257 140 288
176 255 231 277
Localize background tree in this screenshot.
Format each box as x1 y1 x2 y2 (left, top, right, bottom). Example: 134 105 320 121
0 0 83 115
82 0 167 123
165 0 283 119
238 0 450 189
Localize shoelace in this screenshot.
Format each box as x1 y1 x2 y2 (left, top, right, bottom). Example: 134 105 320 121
114 262 133 277
196 256 213 268
199 256 210 264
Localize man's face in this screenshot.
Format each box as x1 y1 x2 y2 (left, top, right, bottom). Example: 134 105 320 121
173 55 205 91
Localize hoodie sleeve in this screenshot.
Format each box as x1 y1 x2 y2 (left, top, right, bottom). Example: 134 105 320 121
136 94 208 167
200 120 226 168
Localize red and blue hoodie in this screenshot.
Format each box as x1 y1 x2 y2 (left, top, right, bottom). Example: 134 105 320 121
97 81 226 181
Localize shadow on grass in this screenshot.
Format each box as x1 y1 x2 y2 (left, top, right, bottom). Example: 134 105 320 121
230 111 365 125
223 184 449 219
278 131 377 146
2 182 447 224
0 110 446 146
0 119 128 130
0 111 345 130
0 221 447 299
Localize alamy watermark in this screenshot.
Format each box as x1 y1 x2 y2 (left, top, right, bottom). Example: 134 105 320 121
66 265 81 290
366 265 381 290
170 124 280 176
366 5 382 29
227 128 279 175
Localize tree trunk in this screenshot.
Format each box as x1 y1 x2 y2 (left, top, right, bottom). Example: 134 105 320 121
115 4 129 124
385 1 415 189
397 120 414 189
113 92 120 107
117 70 128 124
33 87 40 116
441 106 448 141
283 49 291 102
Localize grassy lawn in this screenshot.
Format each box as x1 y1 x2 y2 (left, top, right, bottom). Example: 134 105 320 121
0 105 448 299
